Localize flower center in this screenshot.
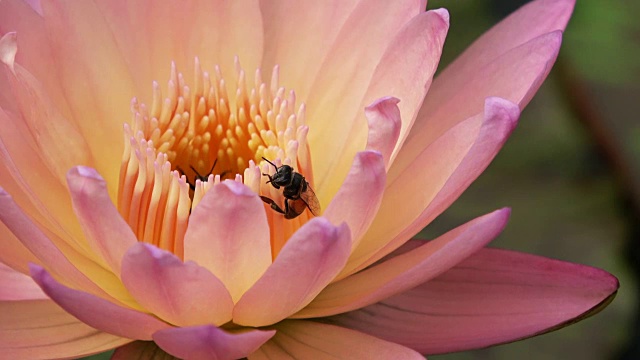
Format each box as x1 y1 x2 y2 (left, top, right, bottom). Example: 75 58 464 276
118 58 314 257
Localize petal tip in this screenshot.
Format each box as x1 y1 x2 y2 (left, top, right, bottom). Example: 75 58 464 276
68 166 105 182
430 8 450 26
0 32 18 71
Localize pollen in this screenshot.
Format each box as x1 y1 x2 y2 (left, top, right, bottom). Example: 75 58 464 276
118 57 314 257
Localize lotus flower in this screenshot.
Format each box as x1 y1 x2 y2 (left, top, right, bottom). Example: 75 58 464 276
0 0 618 359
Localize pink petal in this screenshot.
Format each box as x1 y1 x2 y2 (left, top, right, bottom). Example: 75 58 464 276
0 187 121 301
234 218 351 326
0 220 39 274
323 151 385 249
67 166 137 276
344 97 518 277
183 181 271 302
295 208 509 318
112 341 177 360
327 247 618 354
0 32 17 71
410 31 561 156
249 320 423 360
121 243 233 327
364 97 402 169
304 1 423 196
0 298 130 359
153 325 275 360
427 0 574 116
30 264 171 340
0 260 45 301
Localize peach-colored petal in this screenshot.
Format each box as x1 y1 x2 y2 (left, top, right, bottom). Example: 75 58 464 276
409 31 561 156
234 218 351 327
259 0 360 101
313 8 449 199
295 208 509 318
0 221 39 274
0 260 45 301
305 1 423 194
153 325 275 360
327 247 618 354
121 243 233 327
249 320 424 360
0 186 121 302
0 299 130 359
93 0 264 102
342 97 518 277
30 264 171 340
183 181 271 302
67 166 137 276
426 0 574 117
112 341 177 360
364 97 402 169
323 151 385 249
40 1 140 189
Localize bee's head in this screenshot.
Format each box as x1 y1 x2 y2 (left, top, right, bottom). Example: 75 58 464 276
272 164 294 186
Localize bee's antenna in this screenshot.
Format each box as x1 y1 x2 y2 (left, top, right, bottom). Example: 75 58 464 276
261 157 278 169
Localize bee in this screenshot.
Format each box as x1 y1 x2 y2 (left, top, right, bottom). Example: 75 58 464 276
259 157 321 219
177 158 229 191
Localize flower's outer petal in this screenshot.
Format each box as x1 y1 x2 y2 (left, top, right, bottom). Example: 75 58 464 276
30 264 171 340
408 31 561 161
259 0 361 100
313 8 449 200
0 299 130 359
0 32 16 72
234 218 351 326
153 325 275 360
295 208 509 318
327 247 618 354
67 167 137 277
94 0 264 102
364 97 402 169
112 341 178 360
121 243 234 327
248 320 424 360
342 97 518 277
0 186 126 303
0 260 45 301
425 0 574 119
323 151 385 249
184 181 271 302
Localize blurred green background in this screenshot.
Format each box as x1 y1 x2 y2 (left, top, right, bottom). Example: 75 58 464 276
83 0 639 359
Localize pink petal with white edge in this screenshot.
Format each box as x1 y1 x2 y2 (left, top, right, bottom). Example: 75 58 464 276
112 341 177 360
153 325 275 360
0 299 130 359
30 264 171 340
0 32 17 72
121 243 233 327
248 320 424 360
0 260 45 301
364 97 402 169
323 151 385 249
343 97 518 278
427 0 574 115
234 218 351 327
183 181 271 302
295 208 509 318
327 247 618 354
67 166 137 276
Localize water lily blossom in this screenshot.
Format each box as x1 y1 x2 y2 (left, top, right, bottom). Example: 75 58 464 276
0 0 618 359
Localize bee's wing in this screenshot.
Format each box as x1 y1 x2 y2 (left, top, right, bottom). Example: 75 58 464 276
300 183 321 216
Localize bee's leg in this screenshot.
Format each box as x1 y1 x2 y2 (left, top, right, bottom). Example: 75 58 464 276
176 166 196 191
259 196 286 215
